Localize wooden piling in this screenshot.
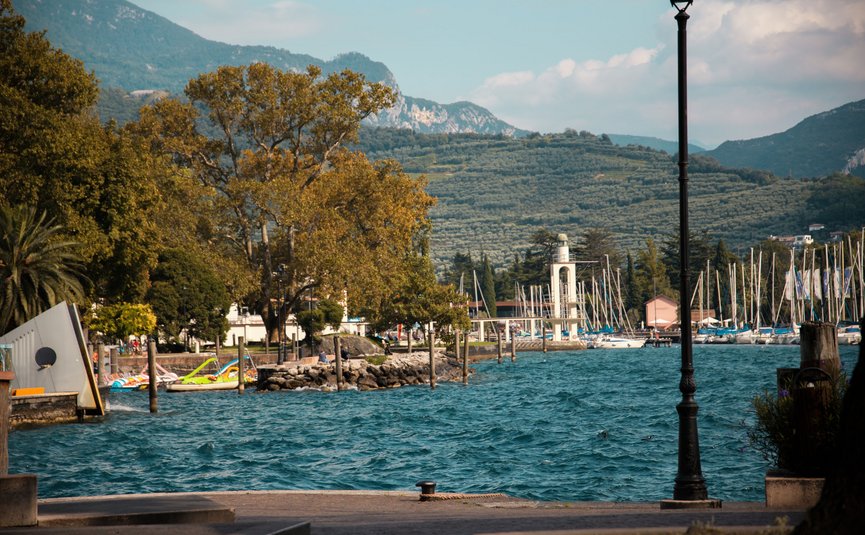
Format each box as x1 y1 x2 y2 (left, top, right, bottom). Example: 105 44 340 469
542 324 547 353
147 341 158 413
496 328 503 364
96 343 106 385
428 329 436 390
109 347 119 375
335 335 344 391
510 333 517 362
793 321 841 474
463 330 470 384
237 337 245 394
800 322 841 374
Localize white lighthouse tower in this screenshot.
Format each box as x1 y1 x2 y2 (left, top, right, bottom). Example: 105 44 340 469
550 233 580 341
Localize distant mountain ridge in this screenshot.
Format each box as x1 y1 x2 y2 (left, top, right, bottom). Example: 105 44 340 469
17 0 527 136
704 99 865 178
607 134 705 155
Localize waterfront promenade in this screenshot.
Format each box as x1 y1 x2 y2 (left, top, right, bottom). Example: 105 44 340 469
0 490 803 534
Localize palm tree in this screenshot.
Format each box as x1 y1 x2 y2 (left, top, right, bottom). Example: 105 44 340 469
0 205 86 333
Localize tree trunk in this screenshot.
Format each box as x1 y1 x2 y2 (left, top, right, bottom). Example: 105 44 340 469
794 316 865 534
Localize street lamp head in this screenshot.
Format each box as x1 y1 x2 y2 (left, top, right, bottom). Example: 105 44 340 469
671 0 693 13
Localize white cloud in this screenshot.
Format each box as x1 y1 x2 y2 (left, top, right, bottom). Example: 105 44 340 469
468 0 865 147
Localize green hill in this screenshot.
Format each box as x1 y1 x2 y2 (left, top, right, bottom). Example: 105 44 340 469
704 99 865 179
357 128 861 269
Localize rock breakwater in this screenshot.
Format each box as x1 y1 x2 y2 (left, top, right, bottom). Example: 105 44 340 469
256 352 469 392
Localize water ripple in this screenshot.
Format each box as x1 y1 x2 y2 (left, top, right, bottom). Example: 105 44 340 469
8 344 857 501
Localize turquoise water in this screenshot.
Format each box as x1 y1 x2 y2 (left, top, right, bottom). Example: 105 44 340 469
9 344 859 501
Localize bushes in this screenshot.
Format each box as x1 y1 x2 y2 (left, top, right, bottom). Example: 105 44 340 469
748 373 847 475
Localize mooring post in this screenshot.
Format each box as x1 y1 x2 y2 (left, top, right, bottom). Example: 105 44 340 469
110 346 118 375
800 322 841 372
454 328 461 365
335 335 344 391
428 326 436 390
147 340 158 413
237 336 245 394
510 330 517 362
496 327 503 364
542 324 547 353
0 371 11 475
96 342 106 385
463 329 470 384
792 322 840 471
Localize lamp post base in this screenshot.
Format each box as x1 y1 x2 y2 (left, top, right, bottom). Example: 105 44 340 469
660 498 722 510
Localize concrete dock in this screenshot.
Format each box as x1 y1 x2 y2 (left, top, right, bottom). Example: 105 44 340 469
0 490 805 534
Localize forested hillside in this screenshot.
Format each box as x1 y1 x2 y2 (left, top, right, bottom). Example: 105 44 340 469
705 99 865 179
356 128 861 270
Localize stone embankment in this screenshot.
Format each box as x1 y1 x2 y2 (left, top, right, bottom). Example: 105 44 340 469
257 352 467 392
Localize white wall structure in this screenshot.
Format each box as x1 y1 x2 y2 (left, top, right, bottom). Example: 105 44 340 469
0 302 104 415
549 234 580 341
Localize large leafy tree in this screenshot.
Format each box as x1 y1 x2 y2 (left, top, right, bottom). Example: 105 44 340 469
145 249 231 348
361 253 470 336
0 1 165 302
0 206 86 333
135 63 431 340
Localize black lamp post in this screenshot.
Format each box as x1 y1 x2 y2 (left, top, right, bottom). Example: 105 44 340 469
662 0 718 509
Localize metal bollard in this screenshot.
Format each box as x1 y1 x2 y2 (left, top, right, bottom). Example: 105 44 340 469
416 480 437 497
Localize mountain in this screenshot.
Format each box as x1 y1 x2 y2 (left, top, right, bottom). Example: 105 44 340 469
17 0 526 136
704 99 865 179
607 134 705 155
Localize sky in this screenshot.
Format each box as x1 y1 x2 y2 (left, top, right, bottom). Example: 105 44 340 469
131 0 865 149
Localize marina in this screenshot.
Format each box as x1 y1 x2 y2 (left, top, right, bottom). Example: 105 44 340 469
8 344 859 502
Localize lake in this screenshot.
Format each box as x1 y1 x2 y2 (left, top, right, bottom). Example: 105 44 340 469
8 343 859 501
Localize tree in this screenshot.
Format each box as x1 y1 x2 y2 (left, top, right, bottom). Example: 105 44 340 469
575 227 622 280
661 229 713 292
86 302 156 345
442 252 475 290
136 63 432 342
362 252 470 338
0 205 86 333
145 249 231 349
296 299 344 350
479 254 497 318
635 237 676 307
1 1 166 302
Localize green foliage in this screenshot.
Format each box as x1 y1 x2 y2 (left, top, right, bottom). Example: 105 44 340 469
806 173 865 229
0 205 87 333
705 99 865 179
1 2 166 303
480 254 497 318
356 128 826 272
86 302 156 343
296 299 344 349
748 375 847 474
362 253 470 334
145 249 231 347
135 61 435 345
